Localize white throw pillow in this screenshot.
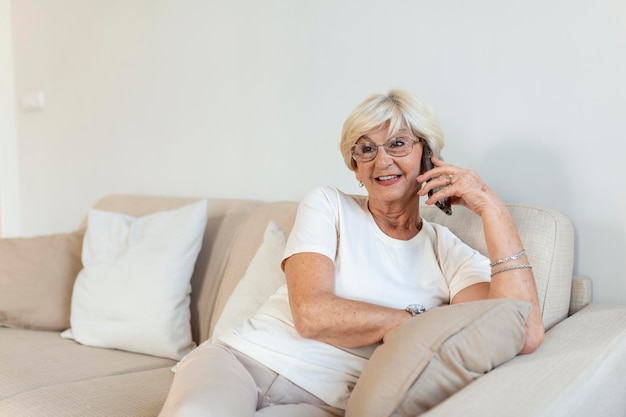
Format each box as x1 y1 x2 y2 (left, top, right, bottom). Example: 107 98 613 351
211 220 287 340
61 200 208 360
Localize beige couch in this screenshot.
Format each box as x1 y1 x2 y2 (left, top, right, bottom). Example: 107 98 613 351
1 194 625 417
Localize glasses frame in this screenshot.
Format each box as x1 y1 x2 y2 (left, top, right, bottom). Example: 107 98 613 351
351 137 422 163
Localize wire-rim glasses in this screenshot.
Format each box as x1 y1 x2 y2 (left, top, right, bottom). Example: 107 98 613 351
351 137 421 163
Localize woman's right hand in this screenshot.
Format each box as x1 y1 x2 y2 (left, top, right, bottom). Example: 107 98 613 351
417 156 504 218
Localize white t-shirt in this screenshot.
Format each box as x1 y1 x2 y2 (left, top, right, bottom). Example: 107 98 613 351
219 185 490 409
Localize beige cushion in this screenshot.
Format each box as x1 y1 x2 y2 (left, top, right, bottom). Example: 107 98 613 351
0 328 175 401
0 366 173 417
0 230 83 330
212 221 287 340
346 299 531 417
420 304 626 417
421 204 574 329
209 201 299 337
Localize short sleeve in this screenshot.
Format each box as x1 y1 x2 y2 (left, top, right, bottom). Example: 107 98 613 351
433 224 491 300
282 186 340 267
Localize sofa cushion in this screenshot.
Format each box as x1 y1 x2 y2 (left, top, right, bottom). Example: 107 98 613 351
0 230 83 331
0 366 173 417
346 299 531 417
62 200 208 360
212 220 287 340
0 328 175 401
209 202 299 337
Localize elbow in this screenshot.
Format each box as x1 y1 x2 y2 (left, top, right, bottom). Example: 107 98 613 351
292 315 321 340
291 306 323 340
519 323 545 354
293 320 315 340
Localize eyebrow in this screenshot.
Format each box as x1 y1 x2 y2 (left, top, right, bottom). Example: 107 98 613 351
387 128 411 139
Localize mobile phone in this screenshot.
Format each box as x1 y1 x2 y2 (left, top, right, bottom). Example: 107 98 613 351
421 145 452 215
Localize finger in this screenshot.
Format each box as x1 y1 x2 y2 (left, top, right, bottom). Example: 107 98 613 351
418 169 455 195
424 184 455 207
417 158 453 182
418 175 447 197
430 155 449 167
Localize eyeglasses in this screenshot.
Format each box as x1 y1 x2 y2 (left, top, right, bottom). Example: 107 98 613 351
351 137 421 163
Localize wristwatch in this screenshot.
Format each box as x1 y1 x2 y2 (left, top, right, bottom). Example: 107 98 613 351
405 304 426 316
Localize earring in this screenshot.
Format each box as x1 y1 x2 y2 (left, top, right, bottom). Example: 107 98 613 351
358 180 364 187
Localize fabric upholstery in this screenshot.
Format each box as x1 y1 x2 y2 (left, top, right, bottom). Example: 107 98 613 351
212 221 287 340
0 328 175 401
421 303 626 417
346 299 531 417
420 204 575 329
0 367 173 417
0 230 83 330
209 202 298 337
569 275 592 315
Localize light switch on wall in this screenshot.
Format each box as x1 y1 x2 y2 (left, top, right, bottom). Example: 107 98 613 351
21 91 45 112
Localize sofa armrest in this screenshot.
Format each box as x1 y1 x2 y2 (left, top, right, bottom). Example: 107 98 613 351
422 304 626 417
569 275 592 316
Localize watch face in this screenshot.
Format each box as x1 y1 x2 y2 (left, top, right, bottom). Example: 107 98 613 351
406 304 426 315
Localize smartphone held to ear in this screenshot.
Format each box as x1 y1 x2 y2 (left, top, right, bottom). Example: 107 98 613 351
421 145 452 216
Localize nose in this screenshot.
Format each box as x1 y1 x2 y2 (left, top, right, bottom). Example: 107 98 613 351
374 144 393 166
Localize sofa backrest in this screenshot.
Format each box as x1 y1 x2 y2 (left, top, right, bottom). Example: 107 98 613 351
90 194 575 345
209 201 299 338
418 204 575 329
210 202 576 336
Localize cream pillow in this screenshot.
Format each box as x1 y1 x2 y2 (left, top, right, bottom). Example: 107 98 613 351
212 220 286 339
346 299 531 417
61 200 208 360
0 230 83 330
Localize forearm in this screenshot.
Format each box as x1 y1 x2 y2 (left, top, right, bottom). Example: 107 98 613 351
481 199 545 353
285 252 411 348
289 292 409 348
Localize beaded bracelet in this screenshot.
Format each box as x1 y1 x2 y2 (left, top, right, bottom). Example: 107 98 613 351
489 249 526 267
491 264 532 277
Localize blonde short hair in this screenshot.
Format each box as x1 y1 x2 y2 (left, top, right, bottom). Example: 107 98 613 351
339 89 445 171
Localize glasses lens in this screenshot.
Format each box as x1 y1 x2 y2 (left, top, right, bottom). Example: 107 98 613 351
384 138 412 157
352 142 377 162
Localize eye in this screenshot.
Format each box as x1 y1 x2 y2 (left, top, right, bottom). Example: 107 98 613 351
388 138 408 149
358 143 376 154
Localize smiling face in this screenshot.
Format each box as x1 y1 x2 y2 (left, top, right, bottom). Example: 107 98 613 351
354 124 424 208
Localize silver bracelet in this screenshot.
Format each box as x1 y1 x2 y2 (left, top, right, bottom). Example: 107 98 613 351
491 264 532 277
489 249 526 267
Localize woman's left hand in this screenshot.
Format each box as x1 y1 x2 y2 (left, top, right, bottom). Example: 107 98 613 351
416 156 502 217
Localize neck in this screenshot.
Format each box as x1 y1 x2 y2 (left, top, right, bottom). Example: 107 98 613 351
368 199 423 240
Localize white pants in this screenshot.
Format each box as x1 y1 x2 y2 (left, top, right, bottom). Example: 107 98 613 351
159 343 344 417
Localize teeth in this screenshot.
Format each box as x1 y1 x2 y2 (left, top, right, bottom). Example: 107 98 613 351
378 175 398 181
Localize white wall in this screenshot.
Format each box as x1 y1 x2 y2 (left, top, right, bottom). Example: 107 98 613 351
0 0 20 237
10 0 626 304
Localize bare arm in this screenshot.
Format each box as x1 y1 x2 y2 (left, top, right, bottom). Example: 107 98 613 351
284 252 410 348
418 157 545 354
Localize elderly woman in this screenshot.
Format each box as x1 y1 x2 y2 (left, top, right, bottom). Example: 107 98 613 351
159 89 544 417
